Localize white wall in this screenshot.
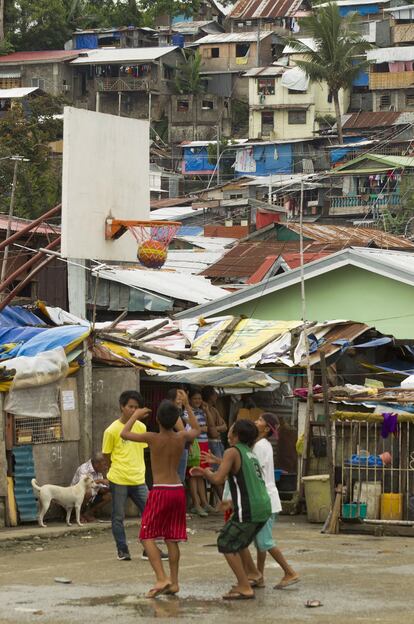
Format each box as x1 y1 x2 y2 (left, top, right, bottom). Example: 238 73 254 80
61 107 150 262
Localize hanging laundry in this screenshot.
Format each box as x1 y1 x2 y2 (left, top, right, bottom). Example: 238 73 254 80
381 413 398 439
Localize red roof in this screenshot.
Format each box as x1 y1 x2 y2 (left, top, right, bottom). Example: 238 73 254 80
230 0 302 19
0 214 60 235
0 50 82 64
343 112 401 130
281 251 332 269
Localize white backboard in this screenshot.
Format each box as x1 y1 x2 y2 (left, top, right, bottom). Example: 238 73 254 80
61 107 150 261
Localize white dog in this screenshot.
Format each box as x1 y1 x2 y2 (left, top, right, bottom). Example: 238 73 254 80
31 475 95 528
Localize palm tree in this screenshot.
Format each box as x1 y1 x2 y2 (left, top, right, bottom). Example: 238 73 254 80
285 2 372 143
175 50 205 95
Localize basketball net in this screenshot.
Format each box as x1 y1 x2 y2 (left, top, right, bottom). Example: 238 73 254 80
127 221 180 269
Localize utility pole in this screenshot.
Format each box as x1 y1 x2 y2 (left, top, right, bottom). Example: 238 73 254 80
299 177 314 487
256 18 261 66
216 123 220 186
0 156 28 291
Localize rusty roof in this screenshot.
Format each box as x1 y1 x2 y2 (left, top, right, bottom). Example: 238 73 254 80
0 50 82 64
201 241 311 279
0 214 60 235
343 112 401 129
285 224 414 249
230 0 303 19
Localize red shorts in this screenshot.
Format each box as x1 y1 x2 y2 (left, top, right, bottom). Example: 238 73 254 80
139 485 187 542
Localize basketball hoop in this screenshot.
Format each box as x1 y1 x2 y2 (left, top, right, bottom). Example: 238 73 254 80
105 219 181 269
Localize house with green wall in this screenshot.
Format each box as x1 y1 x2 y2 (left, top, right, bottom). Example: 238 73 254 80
176 248 414 338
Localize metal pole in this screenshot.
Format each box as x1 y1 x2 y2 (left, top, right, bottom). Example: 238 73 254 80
299 178 306 321
118 92 122 116
256 18 261 66
0 204 60 252
0 158 19 288
268 176 272 205
216 124 220 187
148 90 152 136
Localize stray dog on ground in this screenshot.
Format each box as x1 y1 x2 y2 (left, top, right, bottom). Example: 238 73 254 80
31 475 95 527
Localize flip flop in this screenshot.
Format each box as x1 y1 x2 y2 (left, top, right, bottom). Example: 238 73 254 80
146 583 172 599
223 591 255 601
274 577 300 590
305 600 323 608
250 577 265 588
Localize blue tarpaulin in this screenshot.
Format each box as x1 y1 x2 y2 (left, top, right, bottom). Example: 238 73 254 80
0 306 45 328
75 33 99 49
13 325 89 358
340 4 379 15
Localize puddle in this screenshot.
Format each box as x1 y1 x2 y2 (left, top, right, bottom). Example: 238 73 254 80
67 594 238 618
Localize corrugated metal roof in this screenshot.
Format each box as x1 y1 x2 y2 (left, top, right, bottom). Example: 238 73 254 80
243 66 286 77
367 46 414 63
201 241 302 278
284 224 414 249
165 250 225 273
151 196 195 209
195 32 272 44
0 87 39 99
0 50 82 64
150 205 204 221
230 0 302 19
98 266 227 304
343 112 404 129
71 46 179 65
316 0 389 5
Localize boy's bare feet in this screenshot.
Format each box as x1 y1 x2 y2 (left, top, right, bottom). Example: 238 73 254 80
274 574 300 589
223 586 255 600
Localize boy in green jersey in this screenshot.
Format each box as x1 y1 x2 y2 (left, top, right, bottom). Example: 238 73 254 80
191 419 271 600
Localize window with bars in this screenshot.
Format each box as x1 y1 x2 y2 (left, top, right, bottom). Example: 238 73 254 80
378 93 391 109
406 91 414 107
261 110 274 134
288 109 306 124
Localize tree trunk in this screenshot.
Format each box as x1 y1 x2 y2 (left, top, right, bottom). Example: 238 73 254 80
0 0 5 41
333 90 343 144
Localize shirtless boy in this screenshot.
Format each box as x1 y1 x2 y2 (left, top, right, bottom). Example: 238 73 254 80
121 392 200 598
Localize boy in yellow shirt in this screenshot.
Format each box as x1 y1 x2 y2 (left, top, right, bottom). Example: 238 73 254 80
102 390 152 561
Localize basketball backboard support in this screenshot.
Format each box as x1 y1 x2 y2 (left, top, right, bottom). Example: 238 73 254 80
61 107 150 262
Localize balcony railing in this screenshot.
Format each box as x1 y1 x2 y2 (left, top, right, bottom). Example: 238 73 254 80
393 23 414 44
95 77 155 92
330 192 401 215
369 71 414 90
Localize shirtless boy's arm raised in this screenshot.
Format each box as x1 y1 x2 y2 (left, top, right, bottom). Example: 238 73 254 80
120 407 153 442
178 390 201 442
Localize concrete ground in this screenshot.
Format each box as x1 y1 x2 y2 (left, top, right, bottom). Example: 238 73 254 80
0 515 413 624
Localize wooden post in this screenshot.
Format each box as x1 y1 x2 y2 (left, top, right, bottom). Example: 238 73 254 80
320 351 335 505
0 394 7 527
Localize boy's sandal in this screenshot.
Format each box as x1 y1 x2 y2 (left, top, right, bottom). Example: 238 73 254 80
305 600 323 608
146 583 171 599
223 591 255 601
274 577 300 589
250 577 265 588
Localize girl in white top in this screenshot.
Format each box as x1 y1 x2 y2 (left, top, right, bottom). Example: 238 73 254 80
244 413 299 590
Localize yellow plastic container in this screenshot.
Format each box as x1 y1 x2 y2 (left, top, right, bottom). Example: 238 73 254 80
380 493 403 520
302 474 331 523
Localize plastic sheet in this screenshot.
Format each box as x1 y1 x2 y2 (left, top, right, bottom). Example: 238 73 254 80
280 66 309 91
4 347 69 389
5 382 60 418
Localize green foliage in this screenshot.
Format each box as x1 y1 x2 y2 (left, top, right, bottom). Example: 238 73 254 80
71 0 142 29
6 0 73 51
381 175 414 236
285 3 372 141
175 51 205 95
0 94 64 219
0 38 14 56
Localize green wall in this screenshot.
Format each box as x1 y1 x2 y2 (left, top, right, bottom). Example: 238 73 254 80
225 266 414 338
